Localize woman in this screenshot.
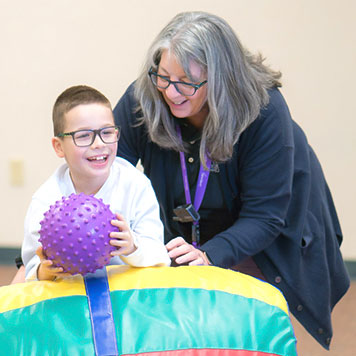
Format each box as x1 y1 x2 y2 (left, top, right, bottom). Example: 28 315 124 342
113 11 349 349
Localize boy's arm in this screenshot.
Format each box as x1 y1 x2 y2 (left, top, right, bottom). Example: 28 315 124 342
119 177 171 267
21 199 47 280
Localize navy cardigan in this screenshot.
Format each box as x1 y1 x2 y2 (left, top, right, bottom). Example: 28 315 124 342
113 83 350 349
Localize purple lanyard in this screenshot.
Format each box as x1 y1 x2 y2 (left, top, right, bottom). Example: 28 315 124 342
176 125 211 246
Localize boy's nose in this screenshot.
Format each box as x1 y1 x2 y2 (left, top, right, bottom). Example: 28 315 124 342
91 133 105 148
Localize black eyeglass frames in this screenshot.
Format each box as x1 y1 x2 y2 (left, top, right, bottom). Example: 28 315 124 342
148 69 207 96
56 126 120 147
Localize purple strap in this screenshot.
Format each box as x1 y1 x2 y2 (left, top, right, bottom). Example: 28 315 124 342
176 125 211 247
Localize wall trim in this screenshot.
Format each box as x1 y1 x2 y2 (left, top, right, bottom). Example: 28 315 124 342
0 247 21 265
345 260 356 280
0 247 355 279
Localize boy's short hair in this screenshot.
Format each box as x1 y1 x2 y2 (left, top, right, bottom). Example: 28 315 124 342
52 85 112 136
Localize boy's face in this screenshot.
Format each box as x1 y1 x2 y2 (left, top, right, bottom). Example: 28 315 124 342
52 103 117 194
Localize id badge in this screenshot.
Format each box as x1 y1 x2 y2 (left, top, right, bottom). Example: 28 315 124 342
173 204 200 223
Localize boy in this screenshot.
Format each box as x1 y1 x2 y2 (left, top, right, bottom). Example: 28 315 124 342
22 85 170 281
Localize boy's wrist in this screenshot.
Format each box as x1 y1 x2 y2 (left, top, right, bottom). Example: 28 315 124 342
121 231 139 257
130 231 139 253
37 262 56 281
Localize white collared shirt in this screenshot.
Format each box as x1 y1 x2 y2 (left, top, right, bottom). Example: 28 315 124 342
22 157 170 280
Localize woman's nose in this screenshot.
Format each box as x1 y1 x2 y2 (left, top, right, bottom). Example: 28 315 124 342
165 83 182 100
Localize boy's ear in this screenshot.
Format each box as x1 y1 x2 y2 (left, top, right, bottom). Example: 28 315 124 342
52 137 65 158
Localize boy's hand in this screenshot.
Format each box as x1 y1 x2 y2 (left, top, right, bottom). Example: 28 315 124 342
36 246 71 281
110 213 137 256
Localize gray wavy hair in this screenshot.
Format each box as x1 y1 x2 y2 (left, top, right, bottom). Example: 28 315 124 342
135 11 281 166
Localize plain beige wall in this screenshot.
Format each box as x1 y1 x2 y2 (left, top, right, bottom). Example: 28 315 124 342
1 0 355 259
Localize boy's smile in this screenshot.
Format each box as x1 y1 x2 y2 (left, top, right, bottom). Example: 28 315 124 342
52 103 118 195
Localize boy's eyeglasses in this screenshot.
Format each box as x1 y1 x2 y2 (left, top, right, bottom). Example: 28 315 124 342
148 69 207 96
56 126 120 147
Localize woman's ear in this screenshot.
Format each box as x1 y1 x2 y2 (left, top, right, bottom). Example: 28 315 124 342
52 137 65 158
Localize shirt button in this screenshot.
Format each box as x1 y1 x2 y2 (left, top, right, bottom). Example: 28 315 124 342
274 276 282 283
296 305 303 312
188 157 194 163
318 328 324 335
325 337 331 345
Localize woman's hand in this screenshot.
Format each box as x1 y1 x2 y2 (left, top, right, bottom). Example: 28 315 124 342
166 236 211 266
36 246 71 281
110 213 137 256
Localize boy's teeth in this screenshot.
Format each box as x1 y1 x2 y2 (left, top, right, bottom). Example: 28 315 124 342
89 156 106 161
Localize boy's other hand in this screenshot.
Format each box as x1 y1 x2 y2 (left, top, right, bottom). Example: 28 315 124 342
36 246 71 281
110 213 137 256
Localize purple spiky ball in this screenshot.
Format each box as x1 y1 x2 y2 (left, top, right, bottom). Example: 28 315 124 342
39 193 117 275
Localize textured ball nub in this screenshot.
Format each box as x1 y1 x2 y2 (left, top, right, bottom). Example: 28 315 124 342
39 193 117 275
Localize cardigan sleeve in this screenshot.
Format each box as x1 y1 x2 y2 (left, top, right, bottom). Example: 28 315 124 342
202 89 295 268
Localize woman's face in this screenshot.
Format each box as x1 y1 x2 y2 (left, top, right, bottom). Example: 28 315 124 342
157 50 208 129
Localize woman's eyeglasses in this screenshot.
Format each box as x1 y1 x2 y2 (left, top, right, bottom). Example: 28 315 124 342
149 69 207 96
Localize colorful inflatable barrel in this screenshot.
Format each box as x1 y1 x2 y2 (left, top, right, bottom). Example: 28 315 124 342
0 266 297 355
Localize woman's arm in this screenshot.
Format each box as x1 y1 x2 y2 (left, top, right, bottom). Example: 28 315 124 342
202 90 295 267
